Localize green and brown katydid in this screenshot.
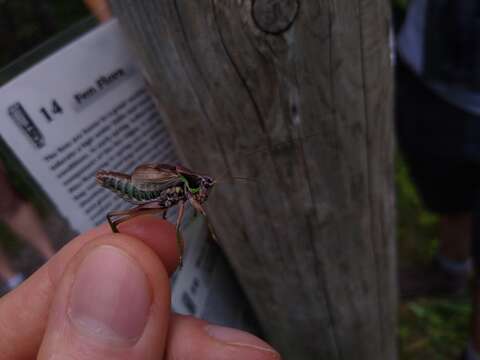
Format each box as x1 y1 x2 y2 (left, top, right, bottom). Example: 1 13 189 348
96 163 216 266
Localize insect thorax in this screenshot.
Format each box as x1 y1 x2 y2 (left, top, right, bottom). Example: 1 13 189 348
155 186 186 208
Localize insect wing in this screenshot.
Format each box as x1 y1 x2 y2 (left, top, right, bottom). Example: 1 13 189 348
175 164 196 175
175 164 208 177
131 164 182 189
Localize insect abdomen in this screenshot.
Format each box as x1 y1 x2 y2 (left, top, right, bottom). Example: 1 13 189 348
96 171 183 204
97 171 144 203
116 182 163 203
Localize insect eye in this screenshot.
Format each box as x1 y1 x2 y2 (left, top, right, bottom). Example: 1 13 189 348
202 178 213 187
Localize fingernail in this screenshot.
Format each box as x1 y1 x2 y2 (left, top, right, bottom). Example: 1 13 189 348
68 246 151 345
205 325 281 358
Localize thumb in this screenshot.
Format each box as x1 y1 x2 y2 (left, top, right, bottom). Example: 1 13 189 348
38 233 171 360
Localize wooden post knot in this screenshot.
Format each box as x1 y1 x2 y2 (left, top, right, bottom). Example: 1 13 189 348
252 0 299 35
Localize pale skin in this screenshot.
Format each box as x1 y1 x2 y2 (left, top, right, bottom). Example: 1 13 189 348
84 0 111 22
0 216 281 359
0 249 16 280
3 202 55 260
0 202 55 282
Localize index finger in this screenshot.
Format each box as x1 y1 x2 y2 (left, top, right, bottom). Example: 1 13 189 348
0 216 179 359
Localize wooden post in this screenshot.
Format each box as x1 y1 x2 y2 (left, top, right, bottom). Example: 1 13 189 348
110 1 396 359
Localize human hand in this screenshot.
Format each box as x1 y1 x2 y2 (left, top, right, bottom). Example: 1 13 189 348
0 217 281 359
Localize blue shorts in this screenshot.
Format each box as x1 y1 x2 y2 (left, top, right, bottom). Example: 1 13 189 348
396 60 480 214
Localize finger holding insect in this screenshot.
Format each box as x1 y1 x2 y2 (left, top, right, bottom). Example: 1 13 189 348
0 216 179 359
165 314 281 360
115 216 180 273
47 216 180 281
38 233 279 360
38 231 171 360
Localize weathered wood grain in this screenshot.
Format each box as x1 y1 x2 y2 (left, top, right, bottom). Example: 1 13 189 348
252 0 299 34
109 1 396 359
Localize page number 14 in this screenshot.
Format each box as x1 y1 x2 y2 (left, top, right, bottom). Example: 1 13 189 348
40 100 63 122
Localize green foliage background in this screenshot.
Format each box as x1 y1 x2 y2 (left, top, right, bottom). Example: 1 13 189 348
393 0 410 9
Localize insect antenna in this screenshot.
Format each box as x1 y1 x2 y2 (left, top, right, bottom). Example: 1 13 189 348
214 175 262 186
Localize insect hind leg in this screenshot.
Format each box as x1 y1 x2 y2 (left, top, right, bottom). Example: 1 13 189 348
175 201 186 267
106 206 166 233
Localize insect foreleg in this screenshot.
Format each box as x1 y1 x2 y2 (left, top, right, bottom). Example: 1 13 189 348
188 197 206 216
188 197 218 242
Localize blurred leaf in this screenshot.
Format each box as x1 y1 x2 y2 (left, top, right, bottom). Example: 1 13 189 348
393 0 410 10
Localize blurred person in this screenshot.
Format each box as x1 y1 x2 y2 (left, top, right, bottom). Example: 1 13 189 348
84 0 111 22
0 249 23 290
396 0 480 359
0 161 55 290
0 216 281 360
